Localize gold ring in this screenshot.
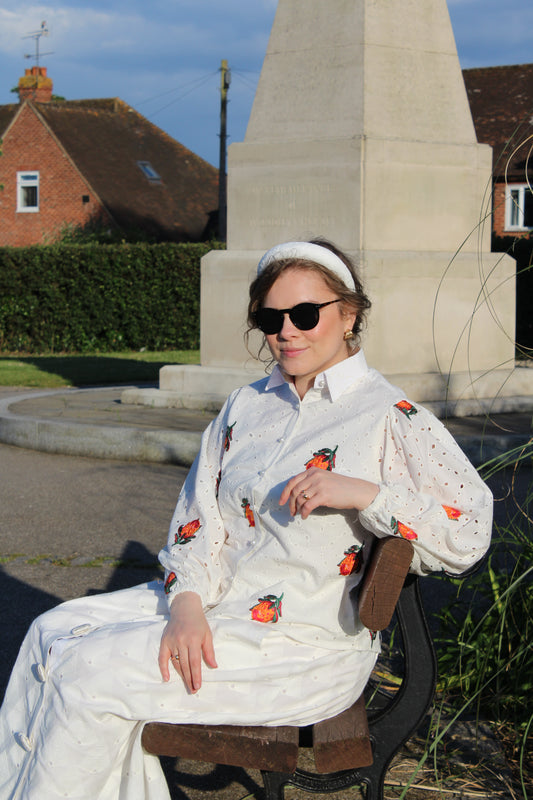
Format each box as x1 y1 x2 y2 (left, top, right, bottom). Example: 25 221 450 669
302 492 309 500
171 654 180 661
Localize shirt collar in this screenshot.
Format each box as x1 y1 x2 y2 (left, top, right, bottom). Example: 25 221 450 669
265 349 369 402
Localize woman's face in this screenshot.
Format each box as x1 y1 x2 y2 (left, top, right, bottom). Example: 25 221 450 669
262 267 356 397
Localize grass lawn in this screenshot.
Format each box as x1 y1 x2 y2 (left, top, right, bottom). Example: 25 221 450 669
0 350 200 388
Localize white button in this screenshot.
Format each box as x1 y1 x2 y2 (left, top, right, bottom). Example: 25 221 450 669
36 664 47 682
278 437 285 443
70 623 92 636
16 733 34 752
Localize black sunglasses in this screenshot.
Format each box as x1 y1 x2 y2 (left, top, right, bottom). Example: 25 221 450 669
253 299 341 335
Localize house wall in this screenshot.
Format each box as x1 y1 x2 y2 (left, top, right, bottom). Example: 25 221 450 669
492 182 506 238
0 103 110 246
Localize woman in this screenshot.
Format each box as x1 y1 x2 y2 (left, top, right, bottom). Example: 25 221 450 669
0 240 493 800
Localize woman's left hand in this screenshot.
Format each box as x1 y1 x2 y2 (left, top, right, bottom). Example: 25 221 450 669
279 468 379 519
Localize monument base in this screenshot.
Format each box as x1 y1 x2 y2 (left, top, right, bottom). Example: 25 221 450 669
121 363 533 418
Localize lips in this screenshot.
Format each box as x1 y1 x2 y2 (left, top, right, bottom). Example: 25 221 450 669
279 348 307 358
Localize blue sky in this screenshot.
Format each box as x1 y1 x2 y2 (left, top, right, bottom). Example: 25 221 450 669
0 0 531 167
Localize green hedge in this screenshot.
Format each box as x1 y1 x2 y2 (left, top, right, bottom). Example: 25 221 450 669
0 242 225 353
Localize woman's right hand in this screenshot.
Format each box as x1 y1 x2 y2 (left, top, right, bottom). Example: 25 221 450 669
158 591 217 693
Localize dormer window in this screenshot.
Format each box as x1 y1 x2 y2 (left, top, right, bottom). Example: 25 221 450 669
137 161 161 182
17 171 40 212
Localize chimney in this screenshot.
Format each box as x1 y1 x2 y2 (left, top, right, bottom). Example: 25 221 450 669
18 66 53 103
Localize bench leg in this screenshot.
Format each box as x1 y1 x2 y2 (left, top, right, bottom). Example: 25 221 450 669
261 770 291 800
360 773 381 800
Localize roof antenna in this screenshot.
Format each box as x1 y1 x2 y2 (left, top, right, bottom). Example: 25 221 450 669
23 21 54 67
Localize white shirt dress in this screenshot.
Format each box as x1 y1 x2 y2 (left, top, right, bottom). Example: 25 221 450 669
0 351 493 800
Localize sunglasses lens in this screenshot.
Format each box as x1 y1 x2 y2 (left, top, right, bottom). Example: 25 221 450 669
254 308 283 334
289 303 320 330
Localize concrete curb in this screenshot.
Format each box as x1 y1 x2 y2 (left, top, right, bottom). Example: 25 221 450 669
0 389 530 467
0 391 203 466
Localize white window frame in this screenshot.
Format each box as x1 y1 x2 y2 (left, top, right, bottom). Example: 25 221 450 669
17 171 40 213
505 183 533 231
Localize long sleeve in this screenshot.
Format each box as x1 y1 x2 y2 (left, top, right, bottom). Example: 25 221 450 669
358 400 493 575
158 397 233 610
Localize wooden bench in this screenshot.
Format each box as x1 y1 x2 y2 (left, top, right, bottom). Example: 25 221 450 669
142 536 436 800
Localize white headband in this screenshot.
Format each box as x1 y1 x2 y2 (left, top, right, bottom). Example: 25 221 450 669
257 242 356 292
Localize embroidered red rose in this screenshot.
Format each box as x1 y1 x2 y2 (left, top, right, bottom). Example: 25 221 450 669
305 445 338 471
250 593 283 623
174 518 201 545
224 422 236 452
390 516 418 541
394 400 418 419
164 572 177 594
241 498 255 527
442 505 462 520
338 544 364 576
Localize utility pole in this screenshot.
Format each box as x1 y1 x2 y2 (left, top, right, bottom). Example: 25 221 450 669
218 59 231 242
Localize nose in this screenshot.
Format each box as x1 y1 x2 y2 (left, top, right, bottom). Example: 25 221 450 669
278 311 298 338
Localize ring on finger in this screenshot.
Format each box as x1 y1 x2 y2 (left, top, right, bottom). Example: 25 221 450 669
301 491 310 500
171 654 180 661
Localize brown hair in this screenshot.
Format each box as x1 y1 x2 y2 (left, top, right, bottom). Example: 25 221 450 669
246 238 371 360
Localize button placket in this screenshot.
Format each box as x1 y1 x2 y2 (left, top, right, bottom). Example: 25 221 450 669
11 653 51 799
14 624 94 793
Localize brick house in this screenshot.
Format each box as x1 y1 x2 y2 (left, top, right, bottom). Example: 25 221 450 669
0 67 218 246
462 63 533 239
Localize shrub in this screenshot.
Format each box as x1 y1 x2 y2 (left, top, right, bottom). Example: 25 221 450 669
0 242 225 353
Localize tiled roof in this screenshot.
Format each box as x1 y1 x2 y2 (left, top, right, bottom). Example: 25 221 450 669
3 97 218 241
462 64 533 182
0 104 19 138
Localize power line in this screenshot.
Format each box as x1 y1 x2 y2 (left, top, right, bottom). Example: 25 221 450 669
144 71 219 119
136 69 219 110
231 70 259 93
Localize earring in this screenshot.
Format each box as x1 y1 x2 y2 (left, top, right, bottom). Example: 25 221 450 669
343 330 355 341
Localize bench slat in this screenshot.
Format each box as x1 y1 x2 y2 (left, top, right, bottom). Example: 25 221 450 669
141 721 300 772
313 695 372 772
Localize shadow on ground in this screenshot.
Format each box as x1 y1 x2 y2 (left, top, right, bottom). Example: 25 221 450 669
0 354 183 386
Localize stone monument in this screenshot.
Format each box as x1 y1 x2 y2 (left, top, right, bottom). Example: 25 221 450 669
125 0 530 414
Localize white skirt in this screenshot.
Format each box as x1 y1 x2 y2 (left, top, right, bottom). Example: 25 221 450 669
0 581 377 800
